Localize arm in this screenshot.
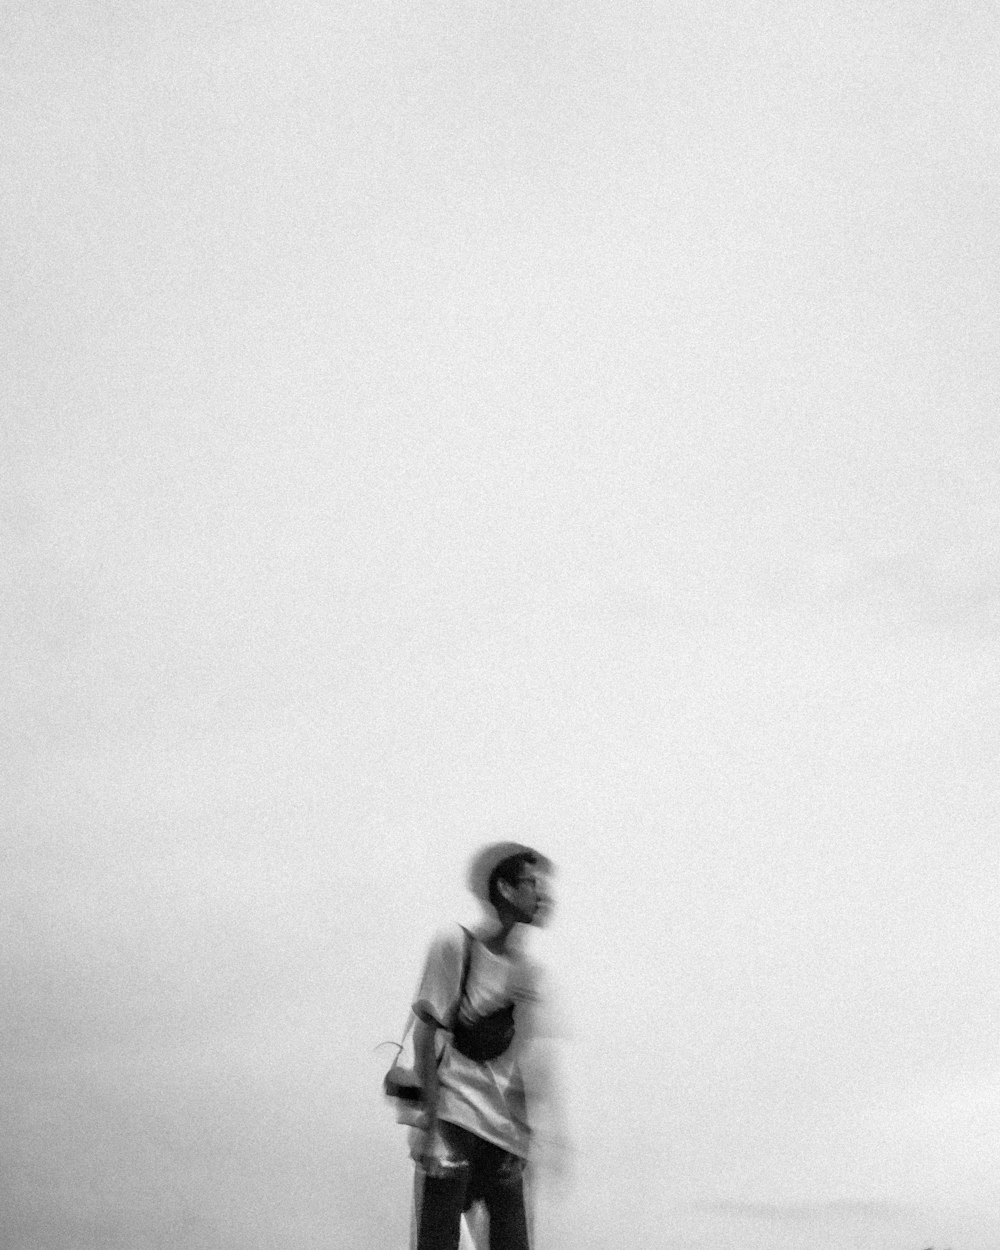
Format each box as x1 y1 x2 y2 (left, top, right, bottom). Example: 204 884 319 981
412 1014 441 1130
412 1014 458 1178
518 969 574 1192
408 927 463 1172
410 926 465 1125
520 1035 573 1193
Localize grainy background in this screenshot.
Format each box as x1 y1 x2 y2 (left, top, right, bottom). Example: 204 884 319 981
4 1 999 1246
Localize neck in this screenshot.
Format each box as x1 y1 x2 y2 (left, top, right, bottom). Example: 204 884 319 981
481 912 519 956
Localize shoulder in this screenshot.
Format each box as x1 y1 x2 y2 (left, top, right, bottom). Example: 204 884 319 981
425 924 468 959
412 925 467 1027
418 925 469 978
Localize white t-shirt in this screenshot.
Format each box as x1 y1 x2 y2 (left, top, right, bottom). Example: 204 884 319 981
412 925 544 1158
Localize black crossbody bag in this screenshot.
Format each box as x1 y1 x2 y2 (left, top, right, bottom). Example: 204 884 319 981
450 926 516 1062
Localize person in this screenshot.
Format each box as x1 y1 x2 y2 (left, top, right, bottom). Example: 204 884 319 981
407 842 560 1250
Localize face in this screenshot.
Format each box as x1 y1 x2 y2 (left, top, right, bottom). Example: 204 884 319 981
504 866 552 926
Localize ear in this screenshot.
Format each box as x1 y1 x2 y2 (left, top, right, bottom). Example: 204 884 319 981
496 879 516 906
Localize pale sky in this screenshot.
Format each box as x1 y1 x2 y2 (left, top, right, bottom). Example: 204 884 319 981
4 2 1000 1248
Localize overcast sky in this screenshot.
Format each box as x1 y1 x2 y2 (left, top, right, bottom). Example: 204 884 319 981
4 2 1000 1248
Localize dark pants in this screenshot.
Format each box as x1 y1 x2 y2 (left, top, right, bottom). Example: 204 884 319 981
415 1122 530 1250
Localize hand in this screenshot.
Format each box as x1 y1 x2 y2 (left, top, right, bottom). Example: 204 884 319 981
418 1122 466 1181
407 1114 439 1171
419 1145 451 1180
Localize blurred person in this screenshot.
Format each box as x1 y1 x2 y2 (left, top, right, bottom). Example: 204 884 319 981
407 842 566 1250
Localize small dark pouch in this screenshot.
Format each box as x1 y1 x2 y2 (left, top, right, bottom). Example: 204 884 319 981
382 1069 423 1103
450 928 516 1062
452 1002 515 1061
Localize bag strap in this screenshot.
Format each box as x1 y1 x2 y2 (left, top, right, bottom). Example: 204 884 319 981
453 925 474 1026
454 926 517 1021
399 1010 415 1049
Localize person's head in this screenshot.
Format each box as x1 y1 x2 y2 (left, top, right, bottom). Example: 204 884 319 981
467 842 553 927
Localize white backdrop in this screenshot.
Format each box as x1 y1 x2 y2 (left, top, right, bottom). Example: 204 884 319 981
5 2 1000 1247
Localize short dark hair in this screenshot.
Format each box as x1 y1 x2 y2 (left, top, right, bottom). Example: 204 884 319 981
488 850 539 911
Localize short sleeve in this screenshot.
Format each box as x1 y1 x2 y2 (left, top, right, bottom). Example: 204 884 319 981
411 927 464 1028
